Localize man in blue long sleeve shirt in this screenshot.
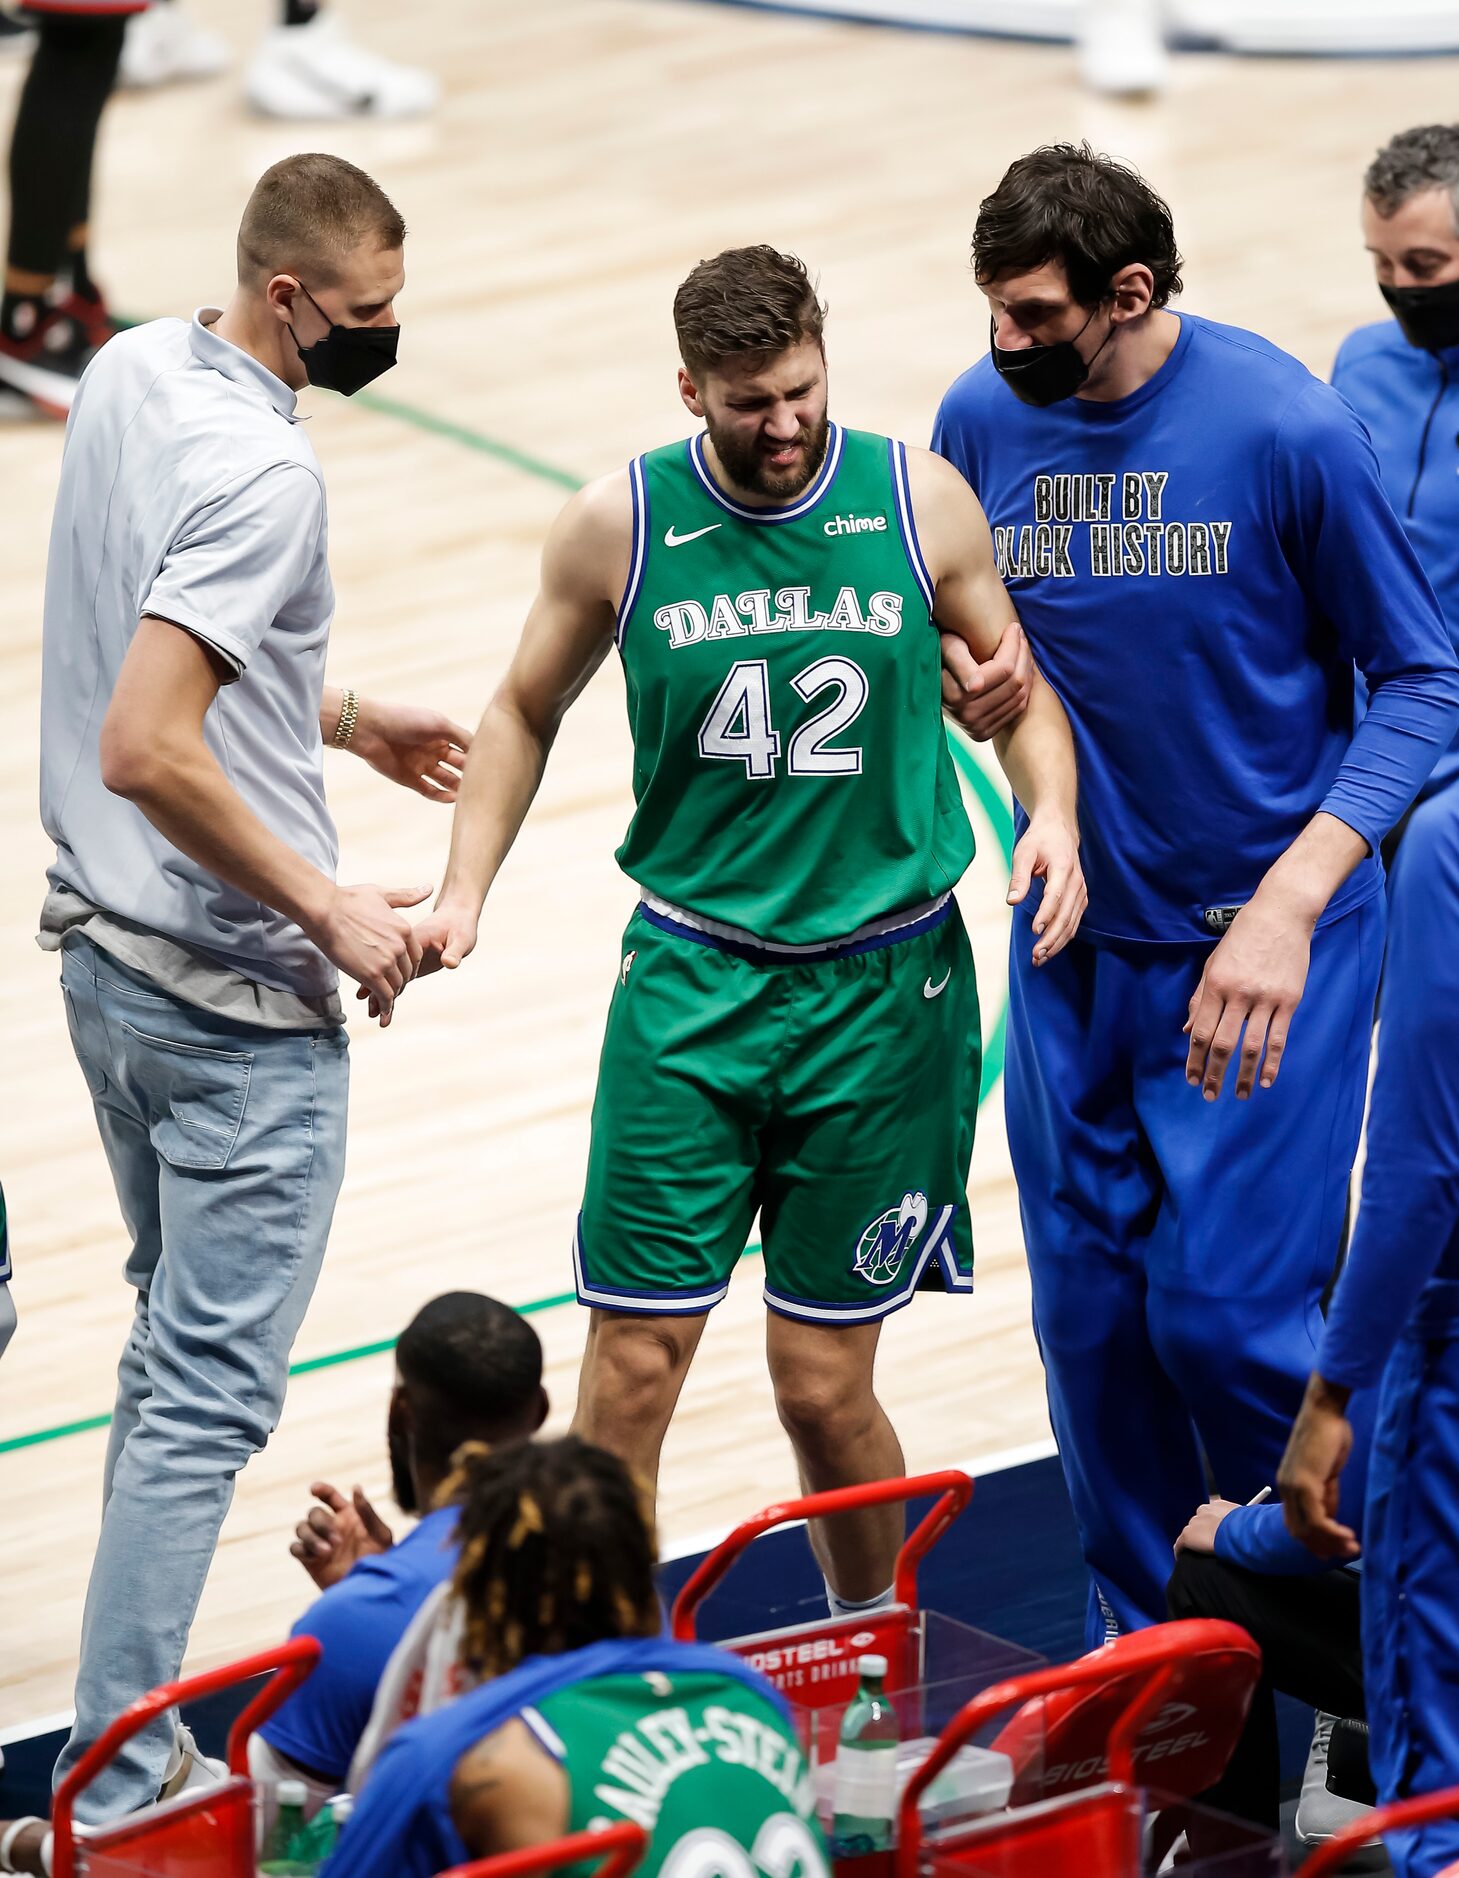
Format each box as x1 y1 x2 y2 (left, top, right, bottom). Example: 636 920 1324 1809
934 143 1459 1646
1166 1391 1373 1836
1281 779 1459 1878
1333 125 1459 810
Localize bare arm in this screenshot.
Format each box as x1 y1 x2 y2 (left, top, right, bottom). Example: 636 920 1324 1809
1278 1373 1359 1561
907 449 1087 963
939 622 1034 740
1183 813 1370 1101
449 1720 571 1856
320 684 474 804
100 619 426 1022
414 474 627 976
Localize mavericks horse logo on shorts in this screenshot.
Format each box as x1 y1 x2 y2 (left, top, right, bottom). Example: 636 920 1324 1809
853 1191 929 1287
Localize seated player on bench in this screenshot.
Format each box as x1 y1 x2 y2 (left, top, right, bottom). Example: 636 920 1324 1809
254 1292 548 1809
323 1437 831 1878
0 1294 548 1877
1166 1388 1374 1846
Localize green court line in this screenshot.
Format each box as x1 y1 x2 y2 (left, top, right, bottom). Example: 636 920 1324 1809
113 318 585 496
949 734 1015 1099
0 1265 754 1457
1 751 1014 1460
352 389 583 491
0 1412 113 1453
2 376 1016 1461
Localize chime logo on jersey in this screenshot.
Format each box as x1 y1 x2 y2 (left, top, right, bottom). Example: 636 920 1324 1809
853 1190 929 1287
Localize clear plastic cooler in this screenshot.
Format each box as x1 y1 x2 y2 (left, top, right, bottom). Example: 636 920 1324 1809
916 1783 1287 1878
892 1620 1281 1878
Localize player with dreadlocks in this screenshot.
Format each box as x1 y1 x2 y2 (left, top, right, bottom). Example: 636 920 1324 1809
324 1437 830 1878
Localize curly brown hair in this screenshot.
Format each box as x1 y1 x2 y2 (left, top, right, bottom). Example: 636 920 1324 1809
443 1436 661 1678
973 142 1183 310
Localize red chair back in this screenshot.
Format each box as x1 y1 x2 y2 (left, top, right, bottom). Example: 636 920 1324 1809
671 1471 972 1711
438 1822 648 1878
670 1470 973 1640
989 1620 1262 1805
895 1620 1261 1878
51 1637 321 1878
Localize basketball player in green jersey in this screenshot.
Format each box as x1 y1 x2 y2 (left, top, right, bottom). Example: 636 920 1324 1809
415 247 1085 1614
324 1438 829 1878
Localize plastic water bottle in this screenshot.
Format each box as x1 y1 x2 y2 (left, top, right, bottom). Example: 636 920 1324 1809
293 1792 354 1872
317 1793 354 1859
260 1779 312 1875
832 1654 900 1854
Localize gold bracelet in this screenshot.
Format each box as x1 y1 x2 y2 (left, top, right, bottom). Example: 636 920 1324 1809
333 688 359 750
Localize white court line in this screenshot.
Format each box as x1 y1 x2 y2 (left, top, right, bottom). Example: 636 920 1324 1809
0 1708 73 1747
1 1440 1061 1748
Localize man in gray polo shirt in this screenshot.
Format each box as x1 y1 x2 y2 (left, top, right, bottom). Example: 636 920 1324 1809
35 152 468 1826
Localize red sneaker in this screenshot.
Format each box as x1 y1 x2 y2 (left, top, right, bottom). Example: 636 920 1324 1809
0 305 92 418
54 284 118 353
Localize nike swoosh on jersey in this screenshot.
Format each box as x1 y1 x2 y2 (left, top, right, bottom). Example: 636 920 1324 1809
923 969 952 999
663 523 722 547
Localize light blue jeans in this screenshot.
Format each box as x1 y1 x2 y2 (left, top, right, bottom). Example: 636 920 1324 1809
53 937 349 1822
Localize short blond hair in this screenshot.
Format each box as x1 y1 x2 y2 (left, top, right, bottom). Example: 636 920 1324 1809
237 152 405 287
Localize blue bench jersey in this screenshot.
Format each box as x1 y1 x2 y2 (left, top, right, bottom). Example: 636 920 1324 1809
933 313 1459 944
1214 1384 1373 1577
322 1638 790 1878
1320 780 1459 1391
260 1505 460 1785
1333 321 1459 799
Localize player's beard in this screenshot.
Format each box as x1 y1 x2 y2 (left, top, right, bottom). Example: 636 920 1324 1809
387 1405 418 1514
707 410 830 501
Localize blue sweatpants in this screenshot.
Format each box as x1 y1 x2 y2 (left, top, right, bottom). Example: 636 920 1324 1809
1364 1282 1459 1878
1005 897 1384 1643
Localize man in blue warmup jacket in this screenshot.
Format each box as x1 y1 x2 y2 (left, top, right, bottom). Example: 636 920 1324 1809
1167 1392 1373 1837
1281 778 1459 1878
934 142 1459 1646
1332 124 1459 820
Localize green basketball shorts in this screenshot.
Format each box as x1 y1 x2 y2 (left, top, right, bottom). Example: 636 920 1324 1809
574 893 981 1324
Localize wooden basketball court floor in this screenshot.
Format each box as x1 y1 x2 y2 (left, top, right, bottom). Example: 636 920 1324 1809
0 0 1453 1731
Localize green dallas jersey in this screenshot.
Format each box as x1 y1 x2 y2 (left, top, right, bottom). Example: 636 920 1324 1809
523 1670 831 1878
614 424 975 946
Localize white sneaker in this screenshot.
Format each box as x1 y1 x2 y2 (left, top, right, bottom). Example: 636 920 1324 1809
119 4 232 88
1295 1713 1382 1856
0 13 37 59
1078 0 1169 95
155 1722 228 1806
244 12 439 120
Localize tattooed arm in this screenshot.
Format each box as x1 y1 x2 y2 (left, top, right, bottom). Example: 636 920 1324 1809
448 1719 571 1855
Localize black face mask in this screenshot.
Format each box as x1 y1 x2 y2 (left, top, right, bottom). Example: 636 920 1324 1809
289 281 399 395
1381 278 1459 354
990 304 1114 408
